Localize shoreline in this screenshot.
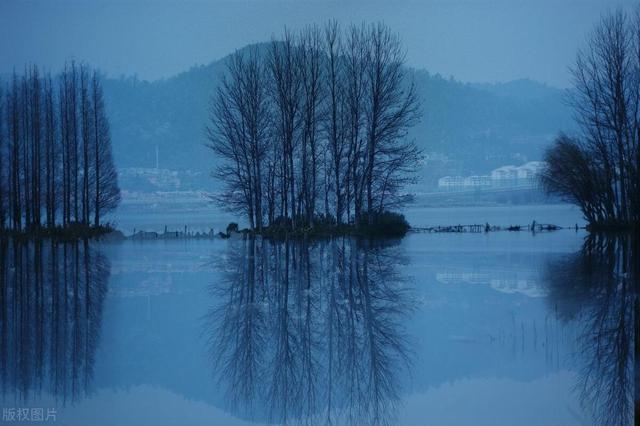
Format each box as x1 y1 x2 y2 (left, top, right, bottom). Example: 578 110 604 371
2 217 636 241
0 225 116 241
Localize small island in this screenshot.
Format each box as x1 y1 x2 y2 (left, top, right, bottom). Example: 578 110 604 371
222 209 412 238
206 24 421 238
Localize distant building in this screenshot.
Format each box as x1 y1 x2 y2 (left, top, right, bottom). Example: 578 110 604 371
118 167 181 191
437 176 465 191
490 165 518 185
515 161 545 181
490 162 545 187
464 175 492 188
438 161 547 191
438 175 491 191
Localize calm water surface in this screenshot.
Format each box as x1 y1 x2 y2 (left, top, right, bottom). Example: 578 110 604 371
0 206 635 426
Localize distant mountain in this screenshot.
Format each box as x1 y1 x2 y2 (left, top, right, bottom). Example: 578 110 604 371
412 73 575 184
469 78 566 101
103 59 223 176
103 46 575 190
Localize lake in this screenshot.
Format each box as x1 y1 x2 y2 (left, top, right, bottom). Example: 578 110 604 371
0 205 635 426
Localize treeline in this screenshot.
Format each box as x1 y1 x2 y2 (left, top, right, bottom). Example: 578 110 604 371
541 10 639 229
208 22 421 232
0 63 120 233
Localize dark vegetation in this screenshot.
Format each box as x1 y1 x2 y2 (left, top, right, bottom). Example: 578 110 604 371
2 223 116 241
0 63 120 237
541 10 639 231
411 222 562 234
252 211 411 238
208 22 421 236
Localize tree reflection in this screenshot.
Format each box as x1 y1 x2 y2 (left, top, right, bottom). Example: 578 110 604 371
207 237 414 425
544 233 638 426
0 238 110 404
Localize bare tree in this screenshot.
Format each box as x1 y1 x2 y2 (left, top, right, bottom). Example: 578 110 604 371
70 63 80 224
0 80 5 229
29 65 43 229
20 73 31 228
362 23 421 223
323 21 347 224
541 134 607 224
60 66 72 227
44 74 57 228
80 65 91 225
344 24 369 224
544 9 639 228
299 25 324 226
90 72 120 226
9 72 22 231
207 47 270 231
268 30 302 228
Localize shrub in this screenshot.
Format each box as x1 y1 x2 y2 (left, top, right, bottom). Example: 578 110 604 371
312 213 336 228
357 211 410 237
226 222 239 234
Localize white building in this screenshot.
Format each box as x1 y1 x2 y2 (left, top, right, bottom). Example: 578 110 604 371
490 161 546 188
438 161 547 191
464 175 492 188
490 165 518 182
438 176 465 191
516 161 545 180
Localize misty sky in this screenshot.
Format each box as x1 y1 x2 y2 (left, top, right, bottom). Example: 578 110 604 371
1 0 636 87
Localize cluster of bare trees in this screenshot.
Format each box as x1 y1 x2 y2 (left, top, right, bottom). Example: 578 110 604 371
0 63 120 233
541 10 640 228
208 22 421 231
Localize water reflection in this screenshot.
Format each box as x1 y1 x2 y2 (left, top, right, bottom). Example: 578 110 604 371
207 237 415 425
0 239 110 404
544 234 638 426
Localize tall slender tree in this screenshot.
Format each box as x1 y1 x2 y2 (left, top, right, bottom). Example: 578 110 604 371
362 23 420 222
0 80 5 230
344 25 369 224
80 65 91 225
323 21 346 224
268 30 302 228
90 72 120 227
0 79 4 231
299 25 324 225
44 74 57 228
9 73 22 231
29 65 43 229
208 47 270 230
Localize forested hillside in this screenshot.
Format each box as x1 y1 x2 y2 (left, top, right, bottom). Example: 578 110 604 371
103 44 574 189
